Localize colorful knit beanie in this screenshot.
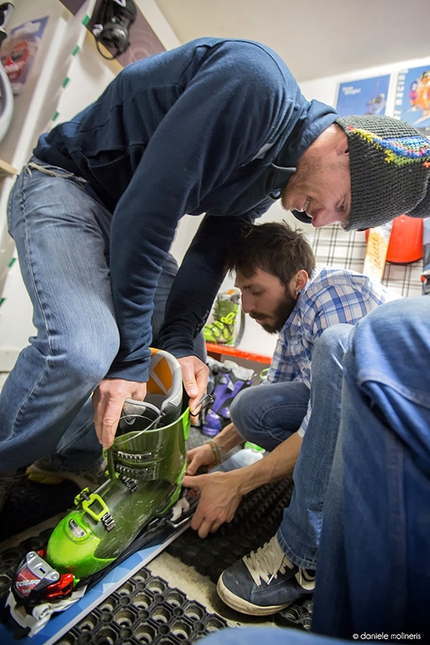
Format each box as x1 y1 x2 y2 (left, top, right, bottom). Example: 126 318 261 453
336 115 430 230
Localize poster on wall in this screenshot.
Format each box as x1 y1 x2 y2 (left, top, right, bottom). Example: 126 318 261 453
0 16 49 95
394 65 430 135
335 75 390 117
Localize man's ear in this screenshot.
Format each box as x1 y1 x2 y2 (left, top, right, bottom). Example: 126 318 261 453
290 269 308 297
336 134 349 156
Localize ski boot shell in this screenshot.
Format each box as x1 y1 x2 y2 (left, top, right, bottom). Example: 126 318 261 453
203 287 241 346
45 348 189 582
46 412 188 580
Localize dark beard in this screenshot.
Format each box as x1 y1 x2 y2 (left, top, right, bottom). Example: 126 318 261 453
259 293 297 334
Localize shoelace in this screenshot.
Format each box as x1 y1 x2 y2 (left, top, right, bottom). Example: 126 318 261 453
296 568 316 591
243 535 295 586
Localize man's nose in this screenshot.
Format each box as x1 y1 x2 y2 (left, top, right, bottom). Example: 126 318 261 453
240 293 252 313
312 210 343 228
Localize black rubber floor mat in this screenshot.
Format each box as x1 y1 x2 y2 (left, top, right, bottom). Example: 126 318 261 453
166 478 294 580
0 477 80 542
53 567 228 645
275 596 313 631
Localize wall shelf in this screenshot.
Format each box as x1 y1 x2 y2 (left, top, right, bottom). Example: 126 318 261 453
206 342 272 365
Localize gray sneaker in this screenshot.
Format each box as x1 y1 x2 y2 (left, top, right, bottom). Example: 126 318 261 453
217 534 315 616
0 469 25 514
26 457 107 491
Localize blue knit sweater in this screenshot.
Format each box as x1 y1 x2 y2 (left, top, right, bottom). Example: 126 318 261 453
34 37 337 382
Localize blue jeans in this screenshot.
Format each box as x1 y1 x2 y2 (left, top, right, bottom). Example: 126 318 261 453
279 324 353 569
312 298 430 640
0 160 203 473
230 381 310 451
231 324 353 569
199 626 341 645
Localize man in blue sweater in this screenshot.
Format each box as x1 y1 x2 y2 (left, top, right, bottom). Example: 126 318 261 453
1 38 429 513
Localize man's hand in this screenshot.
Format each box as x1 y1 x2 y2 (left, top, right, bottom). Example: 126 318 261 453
182 471 242 538
183 433 304 539
93 378 147 450
178 355 209 412
186 443 217 475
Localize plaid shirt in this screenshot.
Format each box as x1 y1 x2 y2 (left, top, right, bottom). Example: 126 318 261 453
265 267 398 436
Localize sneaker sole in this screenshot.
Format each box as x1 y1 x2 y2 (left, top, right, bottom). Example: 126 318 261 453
216 577 294 616
27 471 65 485
26 467 99 491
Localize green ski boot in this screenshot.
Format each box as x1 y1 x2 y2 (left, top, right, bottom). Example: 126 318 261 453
204 287 241 346
45 348 189 583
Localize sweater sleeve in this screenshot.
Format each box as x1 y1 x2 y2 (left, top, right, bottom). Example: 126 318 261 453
156 212 251 357
107 43 289 381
